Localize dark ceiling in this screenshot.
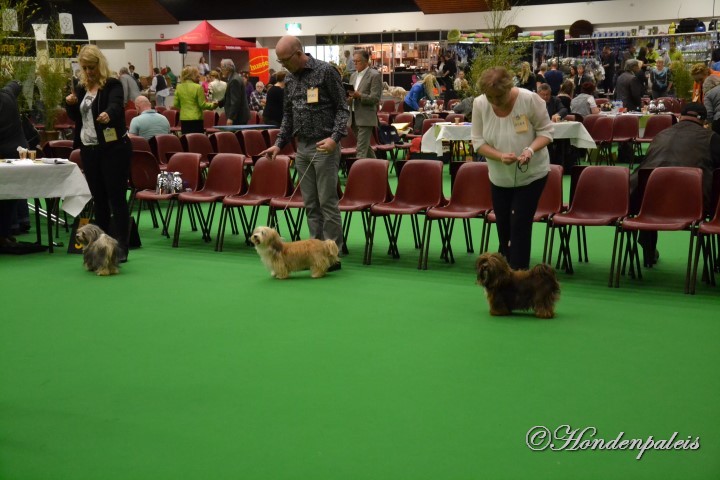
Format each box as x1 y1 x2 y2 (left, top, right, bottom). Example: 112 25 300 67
37 0 611 27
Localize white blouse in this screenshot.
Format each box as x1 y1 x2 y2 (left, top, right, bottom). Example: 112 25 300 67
471 88 554 187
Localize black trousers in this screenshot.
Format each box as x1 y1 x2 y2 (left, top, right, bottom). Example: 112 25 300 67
490 174 548 270
181 119 204 135
81 140 132 249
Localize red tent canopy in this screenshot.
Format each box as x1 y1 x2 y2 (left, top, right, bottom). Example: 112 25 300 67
156 20 255 51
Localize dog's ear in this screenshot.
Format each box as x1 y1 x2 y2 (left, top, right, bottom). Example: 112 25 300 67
268 229 283 253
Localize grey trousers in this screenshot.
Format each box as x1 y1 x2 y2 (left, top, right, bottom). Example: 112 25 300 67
295 138 343 250
352 121 376 159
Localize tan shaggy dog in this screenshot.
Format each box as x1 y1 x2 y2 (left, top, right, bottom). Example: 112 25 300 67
76 224 120 276
476 252 560 318
250 226 339 279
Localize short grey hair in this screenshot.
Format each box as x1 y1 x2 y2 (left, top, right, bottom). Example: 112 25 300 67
118 66 129 75
220 59 236 71
625 59 640 72
537 83 552 93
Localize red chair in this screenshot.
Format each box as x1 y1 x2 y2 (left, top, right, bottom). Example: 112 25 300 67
161 109 180 133
128 150 163 230
266 129 296 159
406 118 444 140
210 131 243 155
181 132 215 167
419 162 493 270
444 113 465 124
611 115 640 168
367 160 444 265
546 166 629 280
582 113 601 136
202 110 218 133
377 112 390 125
268 185 305 241
133 152 202 236
480 165 564 258
42 139 73 159
248 110 259 125
613 167 704 293
238 129 268 167
155 105 167 114
68 148 82 171
380 99 397 113
216 156 291 251
129 135 151 152
691 195 720 293
205 112 227 134
124 109 138 128
635 114 673 155
52 109 74 137
587 116 613 165
172 153 246 248
446 99 460 110
595 98 610 107
150 133 183 166
338 158 391 255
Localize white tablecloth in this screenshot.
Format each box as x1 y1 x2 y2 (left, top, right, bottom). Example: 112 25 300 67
421 121 596 156
0 162 91 216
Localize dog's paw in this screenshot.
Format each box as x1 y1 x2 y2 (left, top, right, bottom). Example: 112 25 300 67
534 309 555 319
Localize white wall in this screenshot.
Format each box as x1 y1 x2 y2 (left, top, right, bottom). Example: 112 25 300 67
83 0 720 74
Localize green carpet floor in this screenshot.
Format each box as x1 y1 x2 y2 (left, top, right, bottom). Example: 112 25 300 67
1 168 719 480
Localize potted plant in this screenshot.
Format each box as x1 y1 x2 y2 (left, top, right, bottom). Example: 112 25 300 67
36 59 71 141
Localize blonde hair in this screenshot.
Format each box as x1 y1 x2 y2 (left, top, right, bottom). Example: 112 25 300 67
691 63 710 77
208 70 219 80
478 67 514 94
77 44 113 89
422 74 437 98
519 62 532 84
181 65 199 82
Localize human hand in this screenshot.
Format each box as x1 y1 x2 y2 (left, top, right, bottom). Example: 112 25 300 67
65 93 78 105
500 152 518 165
260 145 281 160
96 112 110 124
315 138 337 153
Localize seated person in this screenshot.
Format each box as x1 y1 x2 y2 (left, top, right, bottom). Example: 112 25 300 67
570 82 600 117
537 83 567 122
630 103 720 266
128 95 171 140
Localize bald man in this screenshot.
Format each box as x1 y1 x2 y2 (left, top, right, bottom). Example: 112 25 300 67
260 35 349 266
128 95 170 140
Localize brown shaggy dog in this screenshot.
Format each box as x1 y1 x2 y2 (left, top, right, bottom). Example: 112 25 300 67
250 226 339 279
476 252 560 318
76 224 119 276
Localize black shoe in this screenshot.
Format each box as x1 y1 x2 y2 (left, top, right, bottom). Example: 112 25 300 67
328 261 341 272
117 249 128 264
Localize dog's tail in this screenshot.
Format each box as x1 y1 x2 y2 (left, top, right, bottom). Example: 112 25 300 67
532 263 561 297
323 240 339 260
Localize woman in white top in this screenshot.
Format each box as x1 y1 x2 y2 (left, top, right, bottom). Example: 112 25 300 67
207 70 227 113
198 56 211 76
471 66 554 269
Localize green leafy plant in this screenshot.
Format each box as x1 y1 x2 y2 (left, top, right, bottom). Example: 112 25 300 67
669 59 692 101
467 0 525 97
36 59 70 131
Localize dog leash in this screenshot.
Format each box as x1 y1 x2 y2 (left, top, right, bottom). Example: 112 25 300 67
283 150 319 212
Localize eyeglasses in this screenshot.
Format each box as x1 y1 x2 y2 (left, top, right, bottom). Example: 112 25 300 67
276 50 299 65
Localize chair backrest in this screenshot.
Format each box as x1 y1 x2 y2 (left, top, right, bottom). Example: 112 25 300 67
203 110 218 130
565 113 583 123
165 152 202 191
155 105 167 114
377 112 390 125
641 114 673 140
124 109 138 127
656 97 674 113
129 135 152 152
447 162 492 210
248 110 259 125
595 98 610 106
392 159 444 207
583 113 601 134
201 153 247 196
590 116 613 143
150 133 183 164
267 129 296 155
130 150 161 191
340 158 390 205
210 131 243 154
446 98 460 110
340 126 358 148
612 115 639 140
394 113 414 125
43 139 74 158
445 113 465 124
69 148 83 170
638 167 704 223
239 129 268 157
535 164 564 219
181 133 214 157
216 112 227 126
380 99 397 113
570 166 629 218
246 156 291 197
161 109 178 127
421 118 444 135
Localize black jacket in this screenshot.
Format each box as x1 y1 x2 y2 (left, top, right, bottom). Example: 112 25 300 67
66 77 128 149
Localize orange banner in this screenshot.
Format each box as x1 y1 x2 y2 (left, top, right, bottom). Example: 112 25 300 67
248 48 269 83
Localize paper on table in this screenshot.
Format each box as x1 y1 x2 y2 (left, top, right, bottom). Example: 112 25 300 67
42 158 70 164
4 159 34 165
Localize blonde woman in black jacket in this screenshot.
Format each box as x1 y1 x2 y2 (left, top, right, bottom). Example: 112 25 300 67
66 44 132 262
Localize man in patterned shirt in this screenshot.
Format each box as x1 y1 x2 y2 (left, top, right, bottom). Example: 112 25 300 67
261 35 349 267
249 81 266 114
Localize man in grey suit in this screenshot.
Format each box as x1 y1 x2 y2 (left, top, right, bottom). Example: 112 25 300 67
348 50 382 158
219 58 250 125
